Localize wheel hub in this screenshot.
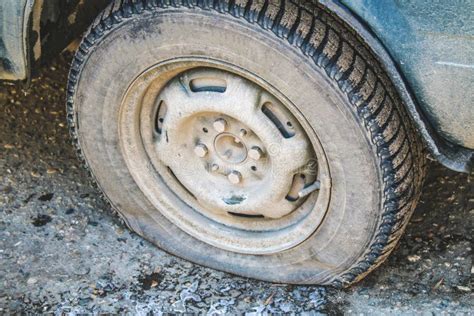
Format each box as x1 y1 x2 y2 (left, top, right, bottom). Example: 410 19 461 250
119 59 331 254
191 113 268 186
152 68 319 219
214 133 247 164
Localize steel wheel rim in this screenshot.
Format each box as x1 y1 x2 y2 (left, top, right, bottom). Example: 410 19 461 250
119 57 331 254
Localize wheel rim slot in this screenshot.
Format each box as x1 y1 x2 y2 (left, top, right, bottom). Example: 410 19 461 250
261 102 296 138
189 77 227 93
286 174 306 201
154 100 168 134
228 212 264 218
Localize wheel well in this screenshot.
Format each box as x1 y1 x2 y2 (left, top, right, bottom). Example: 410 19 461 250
29 0 109 73
317 0 472 173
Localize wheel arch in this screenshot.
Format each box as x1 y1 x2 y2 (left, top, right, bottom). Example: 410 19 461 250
318 0 473 173
0 0 109 82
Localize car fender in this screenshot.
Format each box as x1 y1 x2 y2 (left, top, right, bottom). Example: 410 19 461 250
318 0 473 173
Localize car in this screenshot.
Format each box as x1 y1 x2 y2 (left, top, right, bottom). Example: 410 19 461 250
1 0 472 287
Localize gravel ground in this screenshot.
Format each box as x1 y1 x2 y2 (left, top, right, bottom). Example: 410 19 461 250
1 54 473 314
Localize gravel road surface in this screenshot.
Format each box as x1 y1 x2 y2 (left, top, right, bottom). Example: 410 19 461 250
1 54 472 314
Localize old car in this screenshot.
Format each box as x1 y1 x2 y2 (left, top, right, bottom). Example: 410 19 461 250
1 0 472 287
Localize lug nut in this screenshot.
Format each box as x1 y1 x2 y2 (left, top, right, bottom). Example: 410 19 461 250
194 143 208 158
213 118 227 133
228 170 242 184
248 146 263 160
239 129 247 137
211 163 219 171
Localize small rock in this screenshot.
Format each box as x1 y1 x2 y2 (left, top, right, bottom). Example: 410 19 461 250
46 168 58 174
456 285 471 292
3 144 15 149
27 278 38 285
408 255 421 262
31 171 41 178
433 278 444 290
264 292 275 305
